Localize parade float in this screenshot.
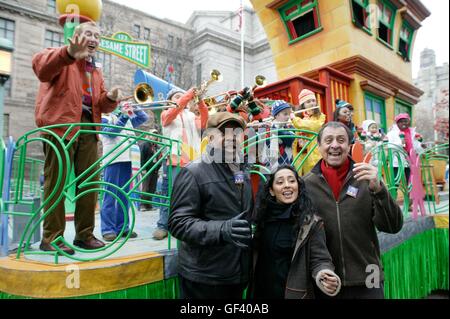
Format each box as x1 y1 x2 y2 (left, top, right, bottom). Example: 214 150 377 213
249 0 448 298
0 0 448 299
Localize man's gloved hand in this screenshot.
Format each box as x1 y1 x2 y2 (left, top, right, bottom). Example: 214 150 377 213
230 94 244 110
230 87 252 110
220 212 251 249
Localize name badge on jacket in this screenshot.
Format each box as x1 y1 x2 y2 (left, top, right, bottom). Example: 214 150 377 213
346 185 359 198
234 171 245 185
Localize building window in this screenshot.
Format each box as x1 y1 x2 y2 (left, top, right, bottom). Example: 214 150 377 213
144 27 151 41
0 18 15 43
2 113 9 138
176 37 182 48
196 64 202 87
278 0 322 44
350 0 371 33
3 77 11 97
398 21 413 61
47 0 57 14
167 35 174 48
175 62 182 83
377 0 396 47
133 24 141 38
45 30 64 48
364 92 387 133
394 99 412 120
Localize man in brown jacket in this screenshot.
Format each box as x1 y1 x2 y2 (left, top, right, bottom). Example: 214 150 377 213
32 22 120 254
303 121 403 298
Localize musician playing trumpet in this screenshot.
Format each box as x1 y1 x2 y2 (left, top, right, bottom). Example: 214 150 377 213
290 89 326 175
227 87 270 123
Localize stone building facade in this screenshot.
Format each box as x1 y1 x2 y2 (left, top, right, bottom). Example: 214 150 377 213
187 7 277 97
413 48 449 142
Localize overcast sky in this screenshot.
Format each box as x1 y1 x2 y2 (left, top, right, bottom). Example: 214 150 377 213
110 0 449 78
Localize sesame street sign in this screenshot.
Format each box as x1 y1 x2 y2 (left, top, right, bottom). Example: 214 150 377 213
99 32 150 68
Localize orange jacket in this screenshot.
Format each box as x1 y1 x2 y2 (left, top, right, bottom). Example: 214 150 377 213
161 88 208 129
32 46 118 140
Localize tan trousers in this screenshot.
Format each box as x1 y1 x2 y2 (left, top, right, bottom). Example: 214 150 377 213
41 113 99 244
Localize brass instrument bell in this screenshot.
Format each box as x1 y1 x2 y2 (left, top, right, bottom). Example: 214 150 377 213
134 82 154 104
195 69 223 103
255 75 267 87
210 69 223 83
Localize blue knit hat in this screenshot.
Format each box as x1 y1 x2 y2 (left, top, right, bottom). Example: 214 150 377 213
271 100 291 117
166 87 185 100
335 99 353 110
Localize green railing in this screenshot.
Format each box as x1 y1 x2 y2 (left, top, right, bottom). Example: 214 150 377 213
242 127 319 182
10 155 44 198
420 143 449 214
0 137 5 214
369 141 411 216
4 123 180 263
368 141 450 216
243 129 429 217
3 121 447 264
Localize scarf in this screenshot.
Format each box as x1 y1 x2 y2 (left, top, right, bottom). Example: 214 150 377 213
400 127 413 155
82 58 95 112
321 158 350 201
266 199 293 221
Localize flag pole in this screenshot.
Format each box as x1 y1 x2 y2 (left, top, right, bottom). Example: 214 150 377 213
240 0 245 88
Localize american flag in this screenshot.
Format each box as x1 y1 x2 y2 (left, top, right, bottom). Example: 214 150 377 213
236 3 243 32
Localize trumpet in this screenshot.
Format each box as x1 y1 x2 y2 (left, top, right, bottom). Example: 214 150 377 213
203 91 237 110
246 105 321 127
262 105 321 122
194 69 223 103
239 75 267 113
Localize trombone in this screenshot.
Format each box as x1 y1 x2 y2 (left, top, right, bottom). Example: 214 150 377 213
121 82 178 111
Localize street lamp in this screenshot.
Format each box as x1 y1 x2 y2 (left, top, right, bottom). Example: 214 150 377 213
0 37 14 138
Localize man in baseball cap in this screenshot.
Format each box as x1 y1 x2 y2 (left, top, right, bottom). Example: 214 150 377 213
207 111 246 130
168 111 253 299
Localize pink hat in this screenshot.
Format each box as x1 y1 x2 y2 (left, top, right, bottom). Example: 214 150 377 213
298 89 316 106
395 113 410 122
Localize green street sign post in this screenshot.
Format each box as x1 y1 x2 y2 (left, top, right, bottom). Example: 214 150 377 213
99 32 150 69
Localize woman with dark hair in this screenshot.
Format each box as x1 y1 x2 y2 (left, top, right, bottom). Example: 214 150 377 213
333 99 364 155
251 165 341 299
333 99 357 144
